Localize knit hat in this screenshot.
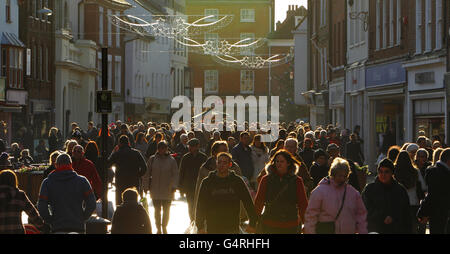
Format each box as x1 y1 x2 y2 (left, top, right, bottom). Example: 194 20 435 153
327 143 339 151
406 143 419 153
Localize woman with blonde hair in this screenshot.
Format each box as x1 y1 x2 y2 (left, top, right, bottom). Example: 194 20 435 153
304 157 367 234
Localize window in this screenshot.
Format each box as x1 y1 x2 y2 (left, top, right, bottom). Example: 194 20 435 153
240 33 255 55
108 9 112 47
32 45 36 79
389 0 394 47
382 0 387 48
1 48 6 77
99 7 104 45
204 33 219 51
240 9 255 22
436 0 442 49
115 56 121 94
204 70 218 93
6 0 11 23
396 0 401 45
116 11 120 48
376 0 381 50
38 46 42 80
416 0 422 54
204 9 218 22
108 55 112 90
320 0 327 27
425 0 431 52
240 70 254 93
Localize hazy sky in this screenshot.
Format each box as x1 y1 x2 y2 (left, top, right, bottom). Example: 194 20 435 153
276 0 308 24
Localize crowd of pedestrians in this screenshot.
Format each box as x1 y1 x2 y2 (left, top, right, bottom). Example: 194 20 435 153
0 119 449 234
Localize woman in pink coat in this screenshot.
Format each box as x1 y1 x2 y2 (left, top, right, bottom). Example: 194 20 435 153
304 157 368 234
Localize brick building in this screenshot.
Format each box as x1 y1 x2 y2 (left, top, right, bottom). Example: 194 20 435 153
185 0 275 119
304 0 331 128
17 0 55 150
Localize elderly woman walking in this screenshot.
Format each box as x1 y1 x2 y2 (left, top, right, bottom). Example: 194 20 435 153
304 157 368 234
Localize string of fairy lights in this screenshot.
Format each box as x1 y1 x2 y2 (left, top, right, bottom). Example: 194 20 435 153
108 14 293 69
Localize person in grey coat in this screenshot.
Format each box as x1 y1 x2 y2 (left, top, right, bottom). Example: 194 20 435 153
146 140 179 234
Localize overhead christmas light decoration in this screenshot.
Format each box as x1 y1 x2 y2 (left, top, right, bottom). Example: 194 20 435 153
175 37 267 56
109 14 234 38
212 48 294 69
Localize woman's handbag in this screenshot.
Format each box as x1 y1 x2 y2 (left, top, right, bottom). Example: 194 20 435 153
316 184 347 234
256 181 290 234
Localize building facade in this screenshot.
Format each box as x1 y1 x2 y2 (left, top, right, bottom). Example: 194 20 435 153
345 0 369 140
305 0 331 128
0 0 26 145
186 0 275 119
403 0 447 145
18 0 55 149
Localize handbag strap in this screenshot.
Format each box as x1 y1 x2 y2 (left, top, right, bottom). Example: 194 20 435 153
334 184 347 221
270 178 291 204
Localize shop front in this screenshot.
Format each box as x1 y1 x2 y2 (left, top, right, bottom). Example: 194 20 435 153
365 61 407 171
329 78 345 128
403 56 447 143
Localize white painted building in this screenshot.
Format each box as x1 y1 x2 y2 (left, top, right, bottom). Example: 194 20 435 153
293 15 308 118
53 0 98 136
0 0 26 144
345 0 369 161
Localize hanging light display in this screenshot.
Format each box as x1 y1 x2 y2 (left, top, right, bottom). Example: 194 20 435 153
109 14 234 38
212 48 294 69
174 37 267 56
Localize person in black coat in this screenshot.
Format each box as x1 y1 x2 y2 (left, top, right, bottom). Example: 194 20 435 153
299 138 315 170
362 158 412 234
345 133 365 166
309 149 329 188
417 148 450 234
111 188 151 234
48 128 60 153
107 135 148 206
178 139 207 222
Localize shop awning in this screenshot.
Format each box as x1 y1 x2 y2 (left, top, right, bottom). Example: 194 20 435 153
0 32 25 47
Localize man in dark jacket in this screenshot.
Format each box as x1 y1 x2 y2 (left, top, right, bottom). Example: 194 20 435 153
417 148 450 234
309 149 329 188
345 133 365 166
108 135 147 206
196 152 257 234
115 124 135 148
231 132 254 181
174 134 189 165
37 153 96 233
362 158 412 234
111 188 151 234
178 138 207 222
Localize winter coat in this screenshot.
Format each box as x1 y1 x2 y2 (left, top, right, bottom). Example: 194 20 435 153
362 178 412 234
346 141 364 166
309 162 330 188
96 130 115 158
48 134 60 153
250 146 269 184
72 157 103 200
107 145 147 191
417 161 450 219
0 185 45 234
37 166 96 233
254 165 308 228
145 141 158 159
299 148 315 170
146 153 179 200
195 170 257 234
179 152 207 195
304 177 368 234
111 201 151 234
231 143 255 181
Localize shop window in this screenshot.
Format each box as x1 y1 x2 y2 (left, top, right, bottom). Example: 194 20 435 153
6 0 11 23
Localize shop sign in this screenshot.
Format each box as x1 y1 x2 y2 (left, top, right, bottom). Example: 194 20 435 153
366 62 406 88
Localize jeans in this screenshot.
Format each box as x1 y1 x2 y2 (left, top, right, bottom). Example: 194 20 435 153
153 200 172 230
